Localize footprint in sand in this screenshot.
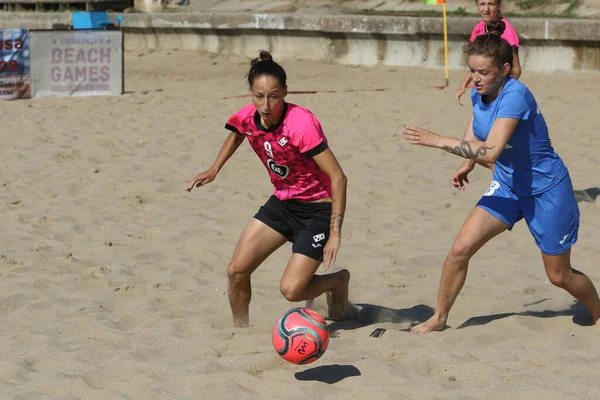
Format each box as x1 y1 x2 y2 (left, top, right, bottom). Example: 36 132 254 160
54 151 81 162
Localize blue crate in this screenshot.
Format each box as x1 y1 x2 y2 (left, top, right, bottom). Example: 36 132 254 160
72 11 122 30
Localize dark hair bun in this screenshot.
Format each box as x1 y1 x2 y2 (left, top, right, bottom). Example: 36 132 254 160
259 50 273 61
251 50 274 66
486 20 506 36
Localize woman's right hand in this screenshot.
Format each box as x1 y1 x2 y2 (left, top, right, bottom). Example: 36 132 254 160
451 161 475 191
455 86 467 106
185 168 217 192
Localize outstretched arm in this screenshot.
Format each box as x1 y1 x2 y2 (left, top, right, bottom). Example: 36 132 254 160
185 132 245 191
403 117 519 164
313 148 347 271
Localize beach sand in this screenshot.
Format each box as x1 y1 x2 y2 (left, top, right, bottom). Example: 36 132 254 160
1 49 599 399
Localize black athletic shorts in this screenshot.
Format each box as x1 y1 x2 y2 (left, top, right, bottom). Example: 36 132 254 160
254 195 332 261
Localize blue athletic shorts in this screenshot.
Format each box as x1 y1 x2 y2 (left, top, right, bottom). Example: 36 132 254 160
476 174 579 255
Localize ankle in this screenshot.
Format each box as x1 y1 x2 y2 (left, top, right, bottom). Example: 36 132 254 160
233 315 249 328
432 313 448 324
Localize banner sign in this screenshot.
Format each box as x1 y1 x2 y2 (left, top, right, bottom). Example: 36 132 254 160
0 29 31 100
30 30 123 98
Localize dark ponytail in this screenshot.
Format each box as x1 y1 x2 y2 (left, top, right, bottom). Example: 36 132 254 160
247 50 287 88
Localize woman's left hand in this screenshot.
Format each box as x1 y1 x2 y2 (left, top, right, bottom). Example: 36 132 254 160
322 233 341 271
402 126 441 148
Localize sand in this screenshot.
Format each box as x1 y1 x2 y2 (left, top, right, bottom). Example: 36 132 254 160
1 49 599 399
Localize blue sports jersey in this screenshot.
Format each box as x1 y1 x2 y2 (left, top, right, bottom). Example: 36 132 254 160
471 78 568 196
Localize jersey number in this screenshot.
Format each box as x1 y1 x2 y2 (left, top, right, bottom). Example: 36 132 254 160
264 141 274 158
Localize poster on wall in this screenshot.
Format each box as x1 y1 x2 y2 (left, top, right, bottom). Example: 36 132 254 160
0 29 31 100
30 30 123 98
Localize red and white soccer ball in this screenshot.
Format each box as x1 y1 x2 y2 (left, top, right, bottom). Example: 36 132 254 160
272 307 330 365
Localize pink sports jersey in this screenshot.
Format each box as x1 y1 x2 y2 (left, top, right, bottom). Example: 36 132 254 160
469 18 520 47
225 103 331 201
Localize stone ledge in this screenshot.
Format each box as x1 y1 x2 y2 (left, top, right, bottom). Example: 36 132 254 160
1 12 599 42
125 13 600 42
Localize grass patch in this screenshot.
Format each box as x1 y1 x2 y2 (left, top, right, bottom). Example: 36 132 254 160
562 0 581 17
515 0 546 11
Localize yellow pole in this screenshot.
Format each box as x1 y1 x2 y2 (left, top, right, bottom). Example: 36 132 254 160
443 0 449 87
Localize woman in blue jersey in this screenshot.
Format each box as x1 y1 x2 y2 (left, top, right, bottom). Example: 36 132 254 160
402 21 600 334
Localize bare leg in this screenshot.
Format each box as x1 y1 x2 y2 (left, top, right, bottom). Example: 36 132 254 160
227 219 287 327
542 249 600 328
411 207 509 334
279 253 350 318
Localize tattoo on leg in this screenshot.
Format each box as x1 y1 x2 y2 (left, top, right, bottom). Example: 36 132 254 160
330 212 344 233
443 141 495 159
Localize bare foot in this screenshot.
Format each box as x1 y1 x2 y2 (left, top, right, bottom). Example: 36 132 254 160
595 318 600 329
326 269 353 320
232 313 249 328
410 315 447 334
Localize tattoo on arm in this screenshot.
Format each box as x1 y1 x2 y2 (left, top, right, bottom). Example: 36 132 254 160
443 141 495 159
330 212 344 233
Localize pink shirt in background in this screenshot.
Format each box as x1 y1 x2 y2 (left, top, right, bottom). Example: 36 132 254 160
225 103 332 201
469 18 520 46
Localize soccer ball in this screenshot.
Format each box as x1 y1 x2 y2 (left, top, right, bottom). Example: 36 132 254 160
272 307 330 364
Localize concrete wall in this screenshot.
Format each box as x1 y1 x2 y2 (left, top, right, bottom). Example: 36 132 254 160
2 12 599 72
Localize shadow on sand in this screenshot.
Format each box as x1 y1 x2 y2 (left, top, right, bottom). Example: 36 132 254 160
326 299 593 335
295 364 361 384
458 300 594 329
574 187 600 203
328 303 435 333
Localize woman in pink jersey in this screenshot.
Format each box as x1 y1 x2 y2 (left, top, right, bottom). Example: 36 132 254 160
456 0 522 105
186 51 351 328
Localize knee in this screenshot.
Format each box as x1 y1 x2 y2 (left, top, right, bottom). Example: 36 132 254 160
448 237 475 263
546 268 571 289
227 259 250 283
279 281 305 303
